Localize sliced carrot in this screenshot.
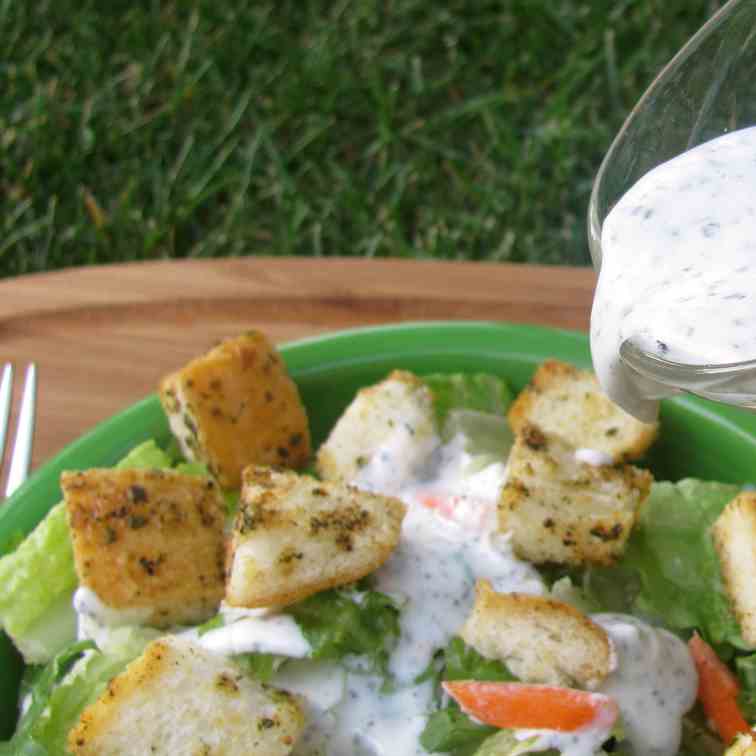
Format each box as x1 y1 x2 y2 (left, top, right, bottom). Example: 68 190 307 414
419 495 444 510
418 494 458 520
688 632 751 744
442 681 619 732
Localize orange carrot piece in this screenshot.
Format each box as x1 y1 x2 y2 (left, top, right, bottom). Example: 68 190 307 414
419 495 444 510
689 632 751 744
442 681 619 732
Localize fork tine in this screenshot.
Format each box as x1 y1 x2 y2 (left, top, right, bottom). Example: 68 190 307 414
5 364 37 498
0 364 13 464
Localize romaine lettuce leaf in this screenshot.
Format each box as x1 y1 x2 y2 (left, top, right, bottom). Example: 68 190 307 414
25 646 134 754
422 372 515 473
549 576 602 615
195 613 225 637
420 707 498 755
174 460 239 514
736 653 756 720
234 652 286 682
585 479 745 648
472 730 546 756
443 410 515 472
5 641 95 751
419 637 516 755
287 588 399 675
0 503 77 663
443 636 517 683
423 373 513 427
114 439 173 470
0 638 138 755
2 623 181 754
682 715 729 755
194 607 286 681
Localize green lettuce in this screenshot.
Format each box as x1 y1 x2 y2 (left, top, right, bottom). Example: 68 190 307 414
234 653 286 683
585 479 745 648
471 731 624 756
198 615 286 682
0 503 78 664
443 636 517 683
174 460 239 514
421 707 499 756
736 653 756 720
114 439 173 470
0 640 95 755
472 731 546 756
0 638 139 756
422 373 514 427
420 637 516 755
287 588 400 674
195 613 225 637
682 715 729 756
422 373 515 472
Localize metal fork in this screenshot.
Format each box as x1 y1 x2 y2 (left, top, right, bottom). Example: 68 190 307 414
0 364 37 498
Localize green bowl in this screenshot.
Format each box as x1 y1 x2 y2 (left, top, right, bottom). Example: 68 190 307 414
2 321 756 739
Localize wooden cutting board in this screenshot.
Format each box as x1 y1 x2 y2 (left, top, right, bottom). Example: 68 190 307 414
0 257 596 471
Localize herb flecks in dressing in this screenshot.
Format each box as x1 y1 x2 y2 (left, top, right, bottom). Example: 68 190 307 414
282 431 544 754
593 614 697 756
592 126 756 420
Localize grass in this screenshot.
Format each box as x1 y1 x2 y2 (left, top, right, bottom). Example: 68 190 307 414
0 0 719 276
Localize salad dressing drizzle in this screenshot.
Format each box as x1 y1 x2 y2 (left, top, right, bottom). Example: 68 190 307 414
592 125 756 420
71 411 700 755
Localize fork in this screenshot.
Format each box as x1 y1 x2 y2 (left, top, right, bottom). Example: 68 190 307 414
0 363 37 499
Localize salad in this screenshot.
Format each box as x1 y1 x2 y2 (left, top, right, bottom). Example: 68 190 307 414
0 329 755 756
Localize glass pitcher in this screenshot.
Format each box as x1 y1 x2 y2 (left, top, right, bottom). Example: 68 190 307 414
588 0 756 408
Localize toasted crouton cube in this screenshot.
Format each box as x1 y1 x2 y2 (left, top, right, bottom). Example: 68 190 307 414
159 331 310 489
498 425 652 566
460 580 613 688
712 492 756 647
63 468 226 627
68 635 304 755
226 466 406 608
727 733 756 755
508 360 658 463
316 370 436 493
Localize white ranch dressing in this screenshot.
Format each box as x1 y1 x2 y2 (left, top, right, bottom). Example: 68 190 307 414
73 586 152 627
593 614 698 756
574 448 614 467
197 612 310 658
275 430 544 754
591 125 756 420
359 432 545 684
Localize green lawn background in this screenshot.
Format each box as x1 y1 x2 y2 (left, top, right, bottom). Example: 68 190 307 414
1 1 719 277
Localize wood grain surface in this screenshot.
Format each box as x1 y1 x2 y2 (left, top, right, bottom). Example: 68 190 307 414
0 257 596 473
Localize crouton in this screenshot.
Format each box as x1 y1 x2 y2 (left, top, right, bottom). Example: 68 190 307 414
63 468 226 627
727 733 756 755
498 425 651 566
68 635 304 755
460 580 614 689
508 360 658 463
159 331 310 489
316 370 436 493
226 466 406 608
712 492 756 647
